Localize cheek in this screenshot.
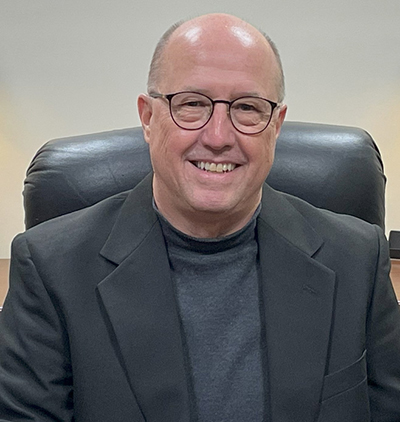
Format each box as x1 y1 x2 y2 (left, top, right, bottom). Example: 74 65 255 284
148 114 174 158
265 140 276 164
148 122 195 176
151 123 198 158
247 134 276 170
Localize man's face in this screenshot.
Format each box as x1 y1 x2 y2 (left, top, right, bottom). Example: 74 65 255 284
138 18 286 236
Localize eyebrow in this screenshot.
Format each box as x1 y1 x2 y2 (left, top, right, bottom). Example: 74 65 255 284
178 87 264 99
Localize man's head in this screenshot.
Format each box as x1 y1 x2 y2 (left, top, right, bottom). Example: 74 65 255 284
138 13 287 237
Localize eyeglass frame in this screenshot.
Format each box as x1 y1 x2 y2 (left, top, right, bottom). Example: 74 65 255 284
148 91 281 135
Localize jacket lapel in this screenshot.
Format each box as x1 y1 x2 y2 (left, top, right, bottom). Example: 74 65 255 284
96 174 190 422
258 185 336 422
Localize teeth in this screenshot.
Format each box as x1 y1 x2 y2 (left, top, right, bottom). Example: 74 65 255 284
195 161 237 173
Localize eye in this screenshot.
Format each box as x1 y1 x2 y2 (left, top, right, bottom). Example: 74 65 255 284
232 102 260 113
182 100 206 108
236 103 257 111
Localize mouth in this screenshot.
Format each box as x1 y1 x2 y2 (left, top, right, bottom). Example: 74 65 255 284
191 161 238 173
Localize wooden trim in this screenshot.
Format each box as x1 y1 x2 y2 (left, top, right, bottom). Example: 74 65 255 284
0 259 10 309
391 259 400 304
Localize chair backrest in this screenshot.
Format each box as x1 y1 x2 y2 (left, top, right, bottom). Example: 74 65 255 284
23 122 386 230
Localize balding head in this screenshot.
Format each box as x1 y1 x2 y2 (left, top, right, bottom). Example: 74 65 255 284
147 13 285 102
138 13 287 237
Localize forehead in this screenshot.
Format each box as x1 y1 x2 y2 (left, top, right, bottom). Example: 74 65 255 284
159 21 279 98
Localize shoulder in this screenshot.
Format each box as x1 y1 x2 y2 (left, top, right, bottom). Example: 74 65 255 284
12 190 131 258
260 188 393 314
290 193 381 242
282 189 381 240
261 187 385 262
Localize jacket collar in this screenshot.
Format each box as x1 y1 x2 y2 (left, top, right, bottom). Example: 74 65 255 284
259 183 323 257
100 177 323 264
100 173 158 265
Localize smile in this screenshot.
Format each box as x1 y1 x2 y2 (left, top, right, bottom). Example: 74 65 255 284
193 161 237 173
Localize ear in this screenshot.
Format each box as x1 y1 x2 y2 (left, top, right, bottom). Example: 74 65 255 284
273 104 288 140
137 94 153 144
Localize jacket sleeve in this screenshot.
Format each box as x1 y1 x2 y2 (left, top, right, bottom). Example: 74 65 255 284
0 234 74 421
367 226 400 421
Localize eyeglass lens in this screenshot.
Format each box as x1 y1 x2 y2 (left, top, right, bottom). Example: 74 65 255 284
169 92 273 134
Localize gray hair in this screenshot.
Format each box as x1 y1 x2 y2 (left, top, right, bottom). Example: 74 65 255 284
147 20 185 94
147 18 285 102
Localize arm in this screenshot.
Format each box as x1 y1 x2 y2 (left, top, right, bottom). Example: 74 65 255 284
367 226 400 421
0 235 73 421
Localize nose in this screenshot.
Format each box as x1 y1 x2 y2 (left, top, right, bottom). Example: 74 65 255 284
200 103 235 150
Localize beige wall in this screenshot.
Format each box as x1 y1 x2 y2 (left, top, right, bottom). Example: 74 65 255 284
1 0 399 258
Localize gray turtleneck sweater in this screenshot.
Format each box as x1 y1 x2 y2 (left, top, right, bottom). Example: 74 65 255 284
156 206 266 422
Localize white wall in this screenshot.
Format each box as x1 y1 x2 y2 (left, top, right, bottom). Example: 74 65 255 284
1 0 399 258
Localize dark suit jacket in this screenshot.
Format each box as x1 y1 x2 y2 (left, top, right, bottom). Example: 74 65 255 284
1 174 400 422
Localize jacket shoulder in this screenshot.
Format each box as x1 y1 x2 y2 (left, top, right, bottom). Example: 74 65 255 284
13 190 131 255
281 191 381 242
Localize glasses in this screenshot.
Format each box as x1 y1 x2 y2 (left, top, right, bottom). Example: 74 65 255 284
149 91 280 135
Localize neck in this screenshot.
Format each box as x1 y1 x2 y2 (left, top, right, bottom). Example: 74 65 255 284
154 201 260 239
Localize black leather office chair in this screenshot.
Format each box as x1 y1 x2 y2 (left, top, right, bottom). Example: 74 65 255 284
23 122 386 230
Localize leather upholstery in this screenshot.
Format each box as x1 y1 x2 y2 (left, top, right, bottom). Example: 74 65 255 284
23 122 386 230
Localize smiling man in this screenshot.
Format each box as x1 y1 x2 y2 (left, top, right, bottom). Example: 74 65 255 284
138 14 286 238
1 13 400 422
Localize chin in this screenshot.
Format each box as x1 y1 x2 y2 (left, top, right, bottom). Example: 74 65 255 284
187 196 240 215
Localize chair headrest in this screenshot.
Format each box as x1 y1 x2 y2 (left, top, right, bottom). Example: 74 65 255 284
24 122 386 229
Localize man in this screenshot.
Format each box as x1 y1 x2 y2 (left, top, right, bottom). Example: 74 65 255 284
1 13 400 422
